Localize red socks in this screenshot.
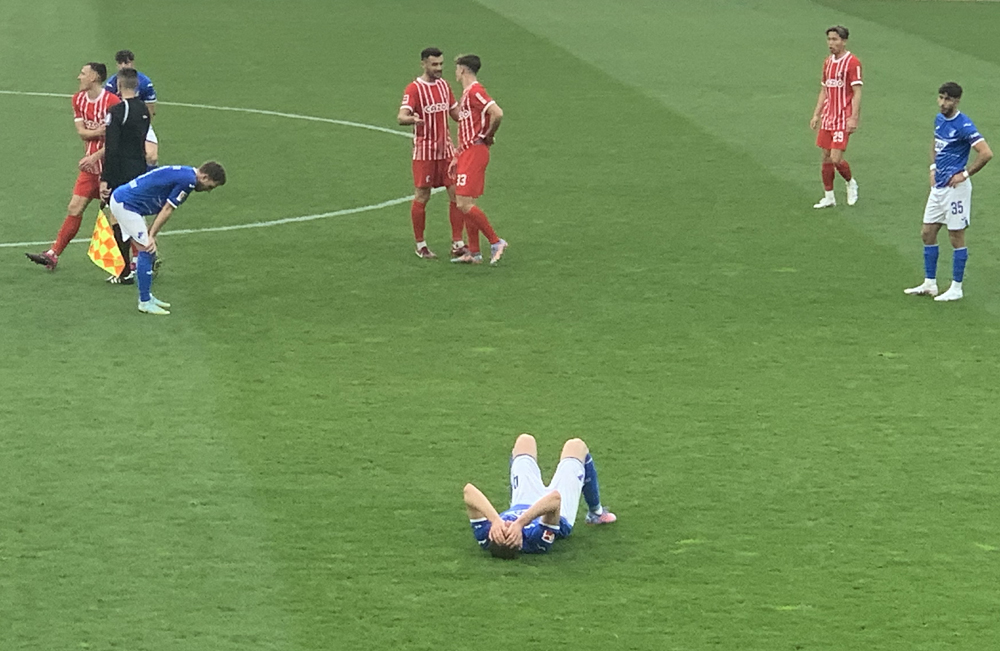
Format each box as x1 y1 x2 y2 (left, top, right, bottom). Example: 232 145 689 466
448 202 465 243
835 160 852 181
821 163 835 191
465 206 499 245
410 201 426 241
52 215 83 255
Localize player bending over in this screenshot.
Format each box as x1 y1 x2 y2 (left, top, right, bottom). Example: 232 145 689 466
108 163 226 315
464 433 616 559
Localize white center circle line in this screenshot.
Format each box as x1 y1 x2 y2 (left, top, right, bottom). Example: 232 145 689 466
0 89 437 249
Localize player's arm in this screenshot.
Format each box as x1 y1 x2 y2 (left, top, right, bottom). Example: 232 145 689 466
146 101 157 119
75 119 105 141
846 85 862 133
948 139 994 188
397 106 423 126
810 86 827 130
148 202 176 239
929 138 938 187
512 490 561 529
449 104 460 122
482 103 503 142
463 483 503 523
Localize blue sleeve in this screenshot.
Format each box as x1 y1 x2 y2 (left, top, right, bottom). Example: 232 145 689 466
166 182 195 208
470 519 491 550
104 76 118 95
965 120 983 145
141 75 157 102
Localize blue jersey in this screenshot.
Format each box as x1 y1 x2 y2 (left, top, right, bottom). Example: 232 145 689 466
112 166 197 216
470 504 566 555
934 111 984 188
105 71 157 103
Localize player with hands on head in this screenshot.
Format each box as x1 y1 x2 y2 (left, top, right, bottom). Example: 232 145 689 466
464 433 616 560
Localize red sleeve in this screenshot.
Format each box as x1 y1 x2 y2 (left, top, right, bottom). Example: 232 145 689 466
471 84 494 110
401 82 419 111
72 93 83 120
108 93 121 107
848 57 862 86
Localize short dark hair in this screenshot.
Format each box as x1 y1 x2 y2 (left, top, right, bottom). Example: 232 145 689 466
454 54 482 75
420 47 443 60
199 161 227 185
487 541 520 560
115 50 135 64
939 82 963 99
86 62 108 82
826 25 849 40
118 67 138 91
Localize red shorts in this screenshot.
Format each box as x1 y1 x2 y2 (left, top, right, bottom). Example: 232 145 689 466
412 158 454 189
73 171 101 200
455 144 490 198
816 129 850 151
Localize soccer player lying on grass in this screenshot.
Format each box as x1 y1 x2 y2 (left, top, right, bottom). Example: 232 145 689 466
464 434 616 559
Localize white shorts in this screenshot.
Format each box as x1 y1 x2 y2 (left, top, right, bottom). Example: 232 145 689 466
509 454 586 528
923 180 972 231
146 125 158 145
109 197 150 247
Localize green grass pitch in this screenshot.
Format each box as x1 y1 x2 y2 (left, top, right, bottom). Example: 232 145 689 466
2 1 1000 649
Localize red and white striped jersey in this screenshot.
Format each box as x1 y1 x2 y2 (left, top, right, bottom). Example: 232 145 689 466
401 77 457 161
457 82 496 152
820 51 862 131
72 89 120 173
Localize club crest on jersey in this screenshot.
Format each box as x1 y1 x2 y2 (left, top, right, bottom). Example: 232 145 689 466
542 529 556 544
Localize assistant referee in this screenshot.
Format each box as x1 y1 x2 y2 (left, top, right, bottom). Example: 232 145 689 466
100 67 150 284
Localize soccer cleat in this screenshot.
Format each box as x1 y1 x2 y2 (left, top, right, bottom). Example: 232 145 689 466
26 251 58 270
846 179 859 206
451 244 469 259
813 196 836 209
106 270 135 285
138 300 170 315
489 239 508 265
934 284 963 302
903 281 939 297
452 252 483 264
149 295 171 309
585 509 617 525
415 245 437 259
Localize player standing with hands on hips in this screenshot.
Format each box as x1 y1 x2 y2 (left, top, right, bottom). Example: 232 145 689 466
810 26 862 209
905 83 992 302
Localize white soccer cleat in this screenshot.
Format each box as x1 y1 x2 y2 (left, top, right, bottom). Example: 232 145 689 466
903 280 939 297
150 294 171 309
846 179 859 206
934 284 963 302
813 195 836 209
138 300 170 315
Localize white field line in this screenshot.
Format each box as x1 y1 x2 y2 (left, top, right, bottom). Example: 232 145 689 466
0 89 431 248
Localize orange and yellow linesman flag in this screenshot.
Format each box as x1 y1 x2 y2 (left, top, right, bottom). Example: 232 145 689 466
87 210 125 276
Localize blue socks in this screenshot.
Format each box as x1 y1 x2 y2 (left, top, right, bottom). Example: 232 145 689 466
137 250 154 302
923 244 939 280
582 454 603 514
953 247 968 283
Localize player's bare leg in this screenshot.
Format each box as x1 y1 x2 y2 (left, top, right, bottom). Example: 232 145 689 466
411 186 436 259
512 433 538 460
905 223 942 297
26 194 92 270
935 228 967 302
